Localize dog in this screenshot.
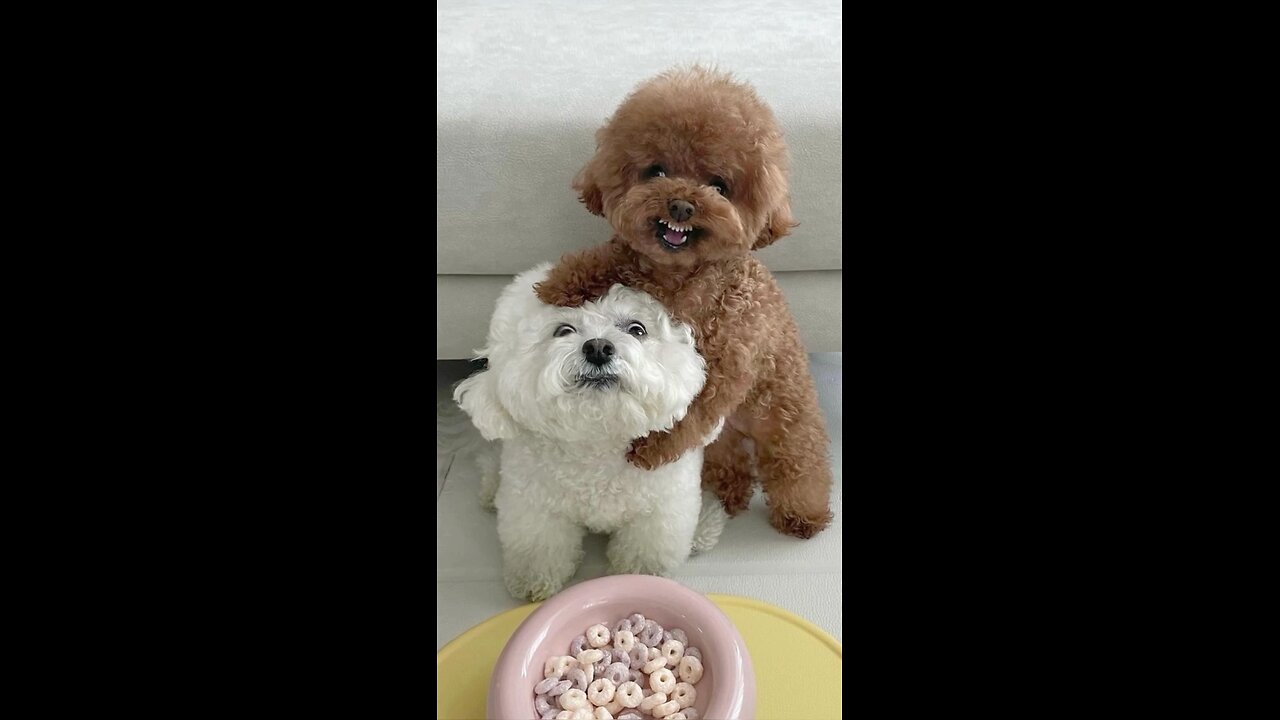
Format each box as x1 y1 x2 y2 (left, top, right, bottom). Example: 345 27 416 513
455 264 727 602
534 66 835 539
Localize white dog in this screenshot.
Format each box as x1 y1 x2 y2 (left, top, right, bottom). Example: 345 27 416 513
454 264 727 601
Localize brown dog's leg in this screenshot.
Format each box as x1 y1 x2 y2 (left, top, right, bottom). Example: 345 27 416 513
533 240 630 307
702 424 756 516
754 370 834 539
758 415 834 538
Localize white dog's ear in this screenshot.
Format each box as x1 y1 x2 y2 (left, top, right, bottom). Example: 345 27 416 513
659 313 698 348
453 369 517 440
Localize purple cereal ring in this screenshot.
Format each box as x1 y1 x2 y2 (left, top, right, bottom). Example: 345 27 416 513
612 647 629 665
683 708 699 720
662 630 674 646
627 613 646 628
535 677 560 694
639 621 663 647
614 618 632 634
628 669 643 684
535 694 553 715
546 679 571 697
683 646 700 661
569 634 589 656
566 667 589 691
628 644 648 669
604 661 630 685
594 658 609 677
669 629 688 646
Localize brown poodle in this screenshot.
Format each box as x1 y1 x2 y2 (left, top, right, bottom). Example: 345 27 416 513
535 67 833 538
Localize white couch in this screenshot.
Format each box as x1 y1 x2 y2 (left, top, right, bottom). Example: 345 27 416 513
436 0 843 358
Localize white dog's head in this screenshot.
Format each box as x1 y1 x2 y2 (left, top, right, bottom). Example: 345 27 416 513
454 264 705 442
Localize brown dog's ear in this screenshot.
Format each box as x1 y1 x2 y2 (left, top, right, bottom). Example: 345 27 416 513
753 196 797 250
572 159 605 216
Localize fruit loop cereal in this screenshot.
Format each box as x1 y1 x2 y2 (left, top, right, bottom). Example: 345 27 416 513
587 624 612 648
651 700 681 718
534 614 706 719
587 678 617 706
648 668 676 695
660 640 685 667
627 645 648 669
614 630 636 652
559 689 589 710
578 649 606 665
677 657 702 685
638 692 668 714
604 662 630 685
642 654 667 675
567 667 590 691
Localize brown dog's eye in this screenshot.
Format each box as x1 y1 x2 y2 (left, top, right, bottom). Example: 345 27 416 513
709 177 729 196
645 165 666 179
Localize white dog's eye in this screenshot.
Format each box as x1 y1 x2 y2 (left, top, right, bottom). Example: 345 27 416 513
626 321 647 338
554 324 576 338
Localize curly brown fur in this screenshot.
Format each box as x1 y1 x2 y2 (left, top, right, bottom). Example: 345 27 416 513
702 424 756 518
534 67 833 539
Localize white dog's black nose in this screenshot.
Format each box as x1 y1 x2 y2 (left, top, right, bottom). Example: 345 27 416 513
582 338 615 366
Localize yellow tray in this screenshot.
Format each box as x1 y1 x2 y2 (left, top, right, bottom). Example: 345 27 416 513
437 594 842 720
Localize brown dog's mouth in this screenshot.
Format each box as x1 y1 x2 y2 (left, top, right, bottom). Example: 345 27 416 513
654 218 696 250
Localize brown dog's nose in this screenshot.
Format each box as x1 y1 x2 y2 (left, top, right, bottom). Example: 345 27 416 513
668 200 695 223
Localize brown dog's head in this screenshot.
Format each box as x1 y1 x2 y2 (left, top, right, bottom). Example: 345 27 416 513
574 67 796 268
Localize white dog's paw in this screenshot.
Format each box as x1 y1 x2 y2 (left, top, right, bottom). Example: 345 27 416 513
691 490 729 555
607 536 683 577
479 488 497 512
476 443 500 512
607 555 675 578
501 538 581 602
503 566 569 602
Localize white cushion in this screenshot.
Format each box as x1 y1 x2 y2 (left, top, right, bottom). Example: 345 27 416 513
436 0 843 275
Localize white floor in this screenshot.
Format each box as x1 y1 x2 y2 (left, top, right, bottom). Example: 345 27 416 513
436 354 843 650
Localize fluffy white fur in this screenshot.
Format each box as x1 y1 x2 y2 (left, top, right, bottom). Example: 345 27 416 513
455 264 726 601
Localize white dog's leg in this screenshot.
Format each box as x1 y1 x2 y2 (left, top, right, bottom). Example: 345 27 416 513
690 489 729 555
475 441 500 511
608 504 699 577
498 505 584 602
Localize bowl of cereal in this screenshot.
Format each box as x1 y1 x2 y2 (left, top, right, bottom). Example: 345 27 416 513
488 575 755 720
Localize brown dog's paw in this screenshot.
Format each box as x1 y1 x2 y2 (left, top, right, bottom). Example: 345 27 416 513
533 281 585 308
769 509 833 539
625 439 661 470
719 488 753 517
627 433 678 470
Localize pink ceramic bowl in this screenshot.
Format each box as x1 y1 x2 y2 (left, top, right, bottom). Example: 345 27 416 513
488 575 755 719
